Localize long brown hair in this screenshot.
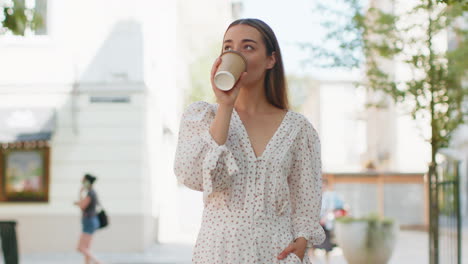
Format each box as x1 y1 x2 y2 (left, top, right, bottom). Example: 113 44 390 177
225 18 289 110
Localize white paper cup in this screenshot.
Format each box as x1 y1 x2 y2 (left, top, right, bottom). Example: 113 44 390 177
214 51 247 91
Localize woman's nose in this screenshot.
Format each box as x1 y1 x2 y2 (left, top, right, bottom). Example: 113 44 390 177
228 45 241 53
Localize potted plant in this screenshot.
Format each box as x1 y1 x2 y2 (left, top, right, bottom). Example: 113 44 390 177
334 214 398 264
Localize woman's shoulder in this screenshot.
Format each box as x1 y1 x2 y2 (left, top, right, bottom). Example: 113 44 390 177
185 101 216 113
287 110 318 134
186 101 215 110
287 111 321 150
87 189 97 198
183 101 217 120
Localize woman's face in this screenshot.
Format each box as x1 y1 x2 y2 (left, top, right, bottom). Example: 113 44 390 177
222 24 276 87
82 178 90 188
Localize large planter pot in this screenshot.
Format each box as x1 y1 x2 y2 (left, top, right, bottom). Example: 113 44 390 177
335 218 398 264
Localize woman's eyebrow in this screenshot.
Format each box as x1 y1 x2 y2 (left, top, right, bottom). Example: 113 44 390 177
242 39 257 44
223 39 258 44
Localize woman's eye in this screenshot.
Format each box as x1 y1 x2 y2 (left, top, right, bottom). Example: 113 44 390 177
224 46 233 51
244 45 254 51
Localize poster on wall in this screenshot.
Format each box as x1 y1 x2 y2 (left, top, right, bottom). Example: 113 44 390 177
2 149 49 202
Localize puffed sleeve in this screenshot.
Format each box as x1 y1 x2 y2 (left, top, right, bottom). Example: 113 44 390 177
288 121 325 247
174 101 239 203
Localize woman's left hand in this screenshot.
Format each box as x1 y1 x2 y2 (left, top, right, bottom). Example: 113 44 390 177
277 237 307 261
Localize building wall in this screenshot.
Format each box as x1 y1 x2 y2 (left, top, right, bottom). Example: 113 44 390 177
0 88 153 253
299 76 430 174
305 79 371 173
0 0 156 253
158 0 233 244
0 0 234 252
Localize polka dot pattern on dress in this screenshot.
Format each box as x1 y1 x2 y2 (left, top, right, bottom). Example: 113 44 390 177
174 101 325 263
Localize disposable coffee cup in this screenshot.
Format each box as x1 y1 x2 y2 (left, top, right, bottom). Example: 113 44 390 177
214 51 247 91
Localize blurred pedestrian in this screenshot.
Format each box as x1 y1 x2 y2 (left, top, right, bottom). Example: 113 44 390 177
74 173 102 264
311 178 346 263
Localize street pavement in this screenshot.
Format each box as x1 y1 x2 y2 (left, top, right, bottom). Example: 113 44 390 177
13 230 468 264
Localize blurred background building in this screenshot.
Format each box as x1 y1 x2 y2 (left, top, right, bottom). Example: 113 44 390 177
0 0 233 253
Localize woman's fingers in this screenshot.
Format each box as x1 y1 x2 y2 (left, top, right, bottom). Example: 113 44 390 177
232 71 247 89
277 244 295 260
210 57 244 106
224 71 245 97
210 57 222 85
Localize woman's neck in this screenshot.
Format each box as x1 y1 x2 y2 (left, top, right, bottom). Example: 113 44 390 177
235 82 274 114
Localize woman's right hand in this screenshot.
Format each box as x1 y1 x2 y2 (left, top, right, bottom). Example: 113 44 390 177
210 57 246 107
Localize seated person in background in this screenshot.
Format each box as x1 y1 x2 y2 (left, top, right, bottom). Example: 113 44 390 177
310 178 346 263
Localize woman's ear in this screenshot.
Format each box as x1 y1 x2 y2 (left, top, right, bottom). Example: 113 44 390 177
266 51 277 69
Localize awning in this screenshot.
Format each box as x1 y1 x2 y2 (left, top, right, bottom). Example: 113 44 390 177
0 108 56 143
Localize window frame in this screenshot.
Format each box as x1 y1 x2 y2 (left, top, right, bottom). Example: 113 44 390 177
0 141 50 203
0 0 51 43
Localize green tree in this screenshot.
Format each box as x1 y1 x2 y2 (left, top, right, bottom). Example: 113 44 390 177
305 0 467 262
186 43 221 106
1 0 43 35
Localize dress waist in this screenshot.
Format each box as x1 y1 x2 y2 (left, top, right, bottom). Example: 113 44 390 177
202 207 292 229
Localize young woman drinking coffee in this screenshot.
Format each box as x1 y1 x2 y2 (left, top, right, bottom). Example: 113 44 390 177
174 18 325 264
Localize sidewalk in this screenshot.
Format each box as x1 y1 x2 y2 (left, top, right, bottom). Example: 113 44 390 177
310 230 429 264
20 243 193 264
17 230 467 264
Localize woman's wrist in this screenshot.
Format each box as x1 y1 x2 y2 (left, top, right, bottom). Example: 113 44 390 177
217 101 235 109
294 237 308 247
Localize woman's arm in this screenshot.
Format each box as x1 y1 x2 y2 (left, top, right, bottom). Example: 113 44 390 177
174 57 245 200
209 104 234 146
74 196 91 211
289 122 326 246
174 102 240 200
278 120 326 261
209 57 246 146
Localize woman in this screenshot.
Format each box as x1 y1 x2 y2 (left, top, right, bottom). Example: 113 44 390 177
74 173 101 264
174 18 325 263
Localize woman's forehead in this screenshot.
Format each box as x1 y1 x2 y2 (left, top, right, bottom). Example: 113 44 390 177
224 24 262 42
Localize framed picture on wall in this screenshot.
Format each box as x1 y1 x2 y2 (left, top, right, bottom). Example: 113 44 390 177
1 148 49 202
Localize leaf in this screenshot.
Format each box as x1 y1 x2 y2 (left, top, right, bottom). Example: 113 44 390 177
304 0 468 164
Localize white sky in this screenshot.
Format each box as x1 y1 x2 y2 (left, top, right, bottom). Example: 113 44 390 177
239 0 361 81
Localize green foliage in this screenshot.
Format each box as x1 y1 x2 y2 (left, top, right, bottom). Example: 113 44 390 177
437 0 468 10
337 213 396 250
1 0 44 36
307 0 468 161
336 212 394 225
186 43 220 107
438 182 457 215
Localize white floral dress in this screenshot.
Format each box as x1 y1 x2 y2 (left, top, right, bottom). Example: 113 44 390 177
174 101 325 264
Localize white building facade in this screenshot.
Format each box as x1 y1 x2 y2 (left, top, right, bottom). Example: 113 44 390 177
0 0 233 253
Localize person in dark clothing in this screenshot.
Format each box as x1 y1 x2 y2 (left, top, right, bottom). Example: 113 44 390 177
74 173 101 264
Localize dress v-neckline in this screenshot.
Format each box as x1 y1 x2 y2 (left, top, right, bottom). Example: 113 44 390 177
232 108 290 161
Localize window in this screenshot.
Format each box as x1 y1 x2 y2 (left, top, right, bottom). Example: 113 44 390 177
0 141 50 202
0 108 54 202
0 0 48 36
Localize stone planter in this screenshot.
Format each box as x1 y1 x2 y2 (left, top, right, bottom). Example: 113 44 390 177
335 216 398 264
